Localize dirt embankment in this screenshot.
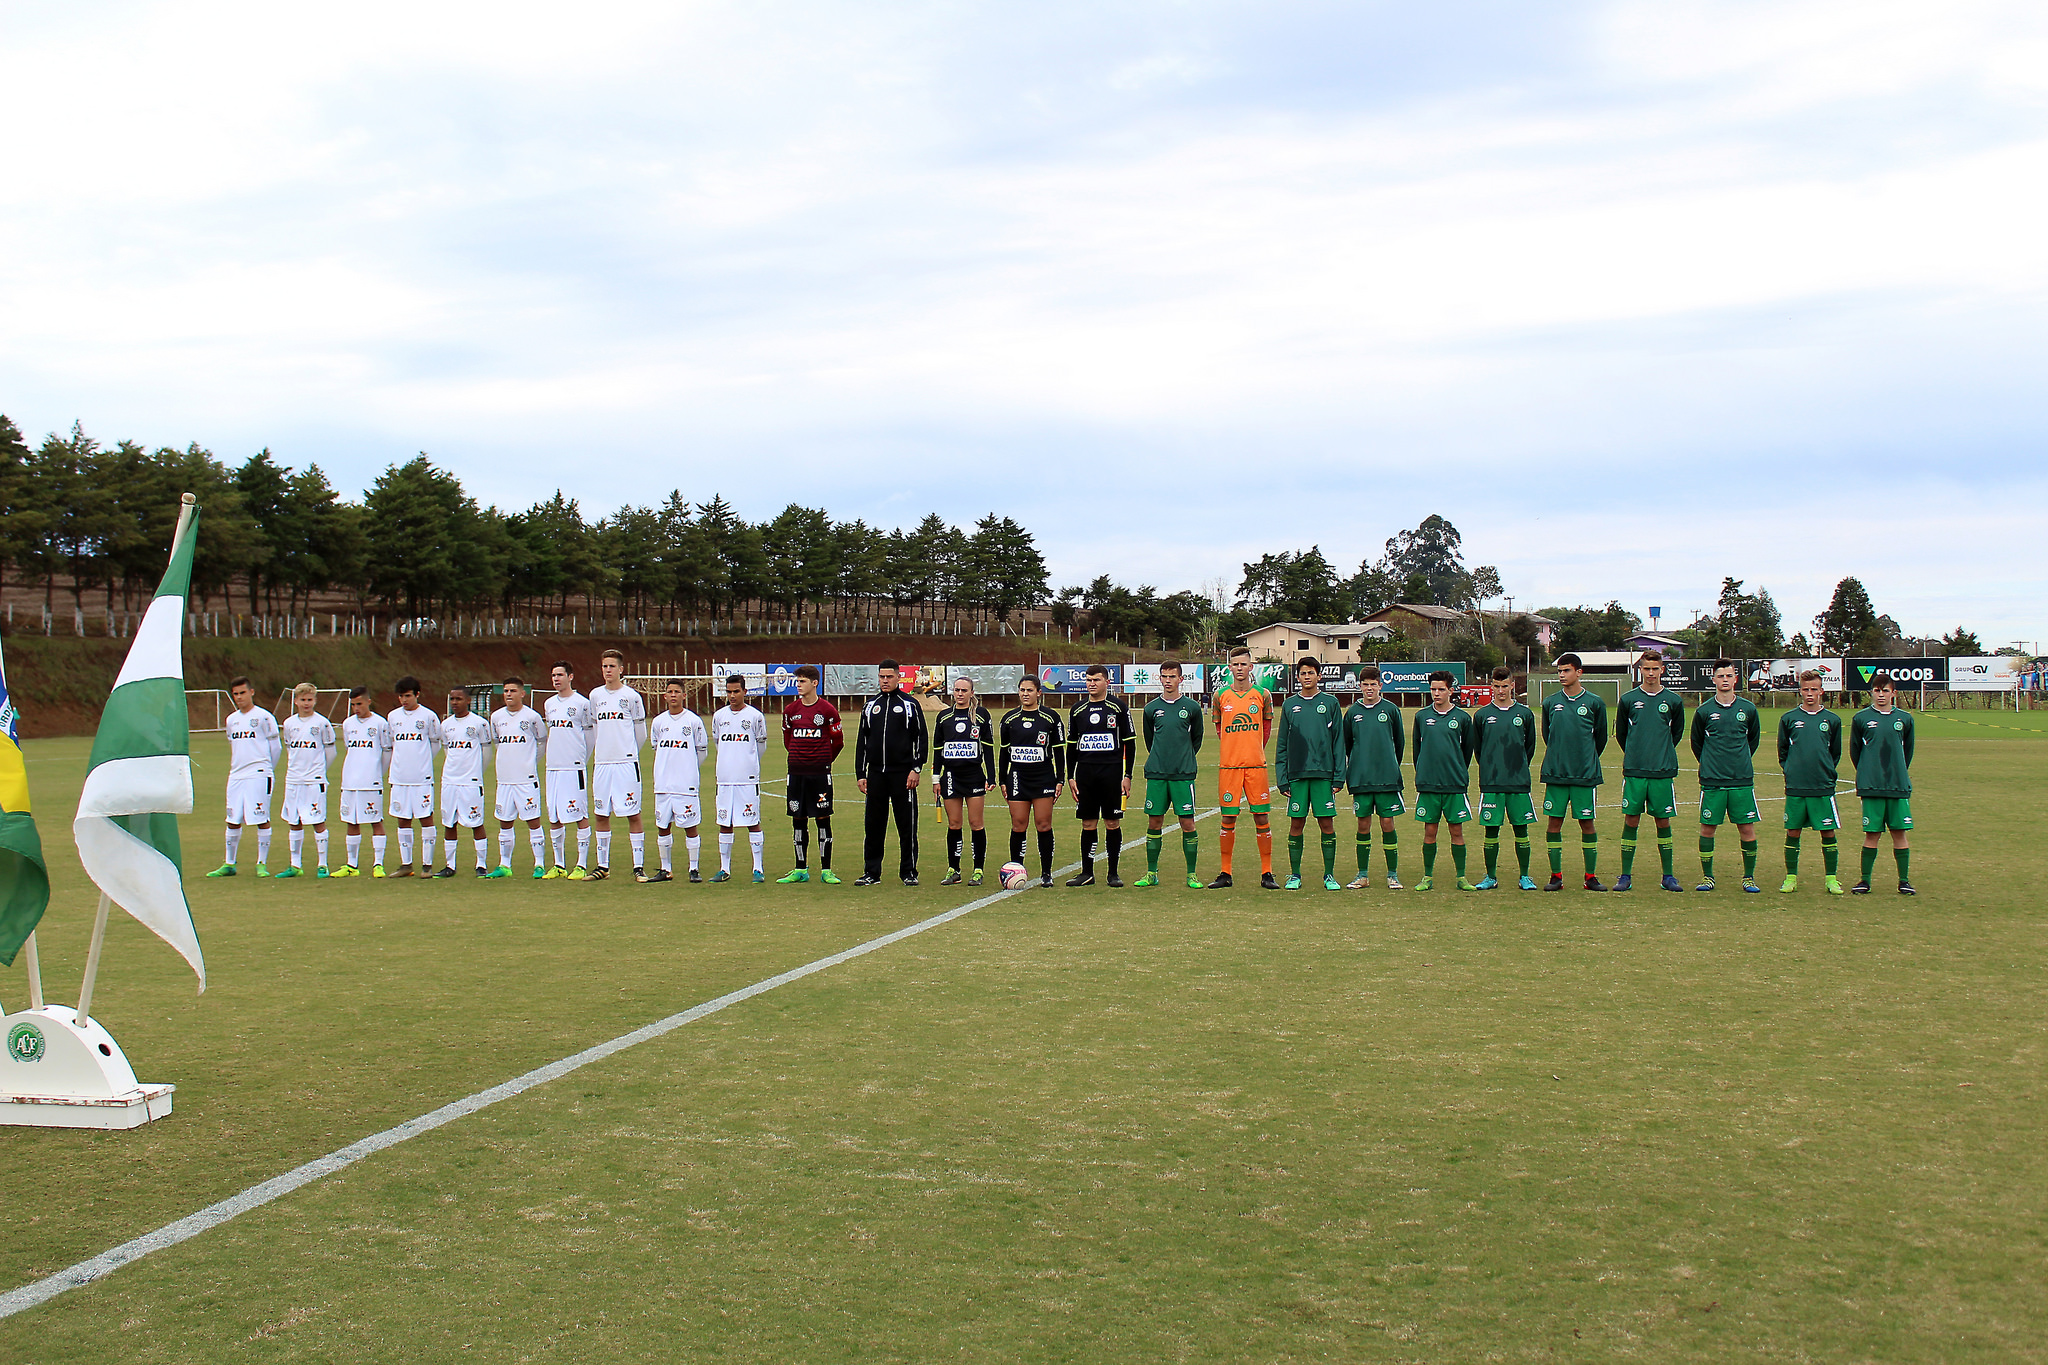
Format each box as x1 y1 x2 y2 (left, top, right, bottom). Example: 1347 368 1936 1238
0 631 1164 737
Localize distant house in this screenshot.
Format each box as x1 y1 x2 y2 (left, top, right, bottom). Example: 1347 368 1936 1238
1360 603 1466 641
1625 631 1687 657
1242 622 1377 664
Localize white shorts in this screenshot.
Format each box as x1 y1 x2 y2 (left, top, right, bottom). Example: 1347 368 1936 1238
655 792 701 830
440 780 487 829
339 789 384 826
547 769 587 824
279 781 327 826
716 782 761 828
495 782 543 824
225 775 272 825
389 783 435 822
592 762 642 818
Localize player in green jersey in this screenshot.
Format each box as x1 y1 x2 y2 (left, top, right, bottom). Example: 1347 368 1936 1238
1777 669 1845 895
1690 658 1763 891
1471 665 1538 890
1849 672 1916 894
1411 671 1479 892
1274 658 1344 889
1540 653 1609 891
1615 649 1687 893
1135 662 1205 888
1341 665 1405 890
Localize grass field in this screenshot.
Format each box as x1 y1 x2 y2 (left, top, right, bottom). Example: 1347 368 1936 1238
3 703 2045 1362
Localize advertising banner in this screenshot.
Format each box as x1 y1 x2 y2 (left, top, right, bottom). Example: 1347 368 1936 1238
947 664 1026 695
1373 661 1467 693
760 663 822 696
825 664 880 696
1949 656 2025 691
1456 684 1494 707
1123 663 1205 694
710 661 766 695
1661 658 1731 691
1253 663 1289 694
1746 658 1845 692
1040 664 1119 693
1844 657 1948 689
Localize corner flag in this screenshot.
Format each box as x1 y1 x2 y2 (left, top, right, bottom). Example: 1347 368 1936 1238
0 635 50 966
72 496 204 990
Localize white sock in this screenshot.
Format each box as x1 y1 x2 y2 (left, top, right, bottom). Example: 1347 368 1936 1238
576 828 591 868
749 831 764 872
719 833 733 872
256 827 272 864
686 835 701 871
226 827 241 863
597 832 612 869
398 829 414 865
551 828 567 866
315 831 329 868
347 834 361 867
530 830 547 868
289 829 304 867
473 834 487 869
630 833 645 870
373 834 387 866
657 832 673 871
499 829 515 867
424 832 439 870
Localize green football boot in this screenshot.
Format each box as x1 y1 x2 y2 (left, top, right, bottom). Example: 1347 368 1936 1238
777 869 810 884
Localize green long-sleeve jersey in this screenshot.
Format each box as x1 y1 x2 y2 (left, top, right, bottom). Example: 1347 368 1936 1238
1274 689 1344 786
1689 694 1761 788
1342 698 1405 792
1472 701 1537 793
1849 705 1913 798
1539 687 1608 786
1141 693 1204 781
1776 706 1841 797
1616 686 1685 780
1411 705 1475 794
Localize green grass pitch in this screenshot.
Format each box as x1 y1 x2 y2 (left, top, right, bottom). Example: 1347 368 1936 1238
3 707 2045 1361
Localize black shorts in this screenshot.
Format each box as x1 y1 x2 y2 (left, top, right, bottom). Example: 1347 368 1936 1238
1005 767 1061 802
786 772 834 818
1073 766 1124 821
936 766 991 801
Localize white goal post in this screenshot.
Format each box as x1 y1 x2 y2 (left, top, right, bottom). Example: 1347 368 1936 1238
186 689 231 733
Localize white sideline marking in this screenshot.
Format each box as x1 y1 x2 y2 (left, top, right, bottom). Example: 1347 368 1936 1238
0 807 1220 1320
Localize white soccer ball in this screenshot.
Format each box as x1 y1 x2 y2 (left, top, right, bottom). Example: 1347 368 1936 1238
999 862 1031 889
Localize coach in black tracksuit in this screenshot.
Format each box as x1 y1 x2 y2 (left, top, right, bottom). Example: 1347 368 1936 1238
855 660 929 885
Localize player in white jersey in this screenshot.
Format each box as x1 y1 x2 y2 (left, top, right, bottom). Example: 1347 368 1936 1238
543 660 596 879
385 676 444 876
648 678 710 882
435 686 493 877
486 677 551 878
206 676 282 877
336 686 393 876
276 683 337 877
588 648 649 881
713 674 770 882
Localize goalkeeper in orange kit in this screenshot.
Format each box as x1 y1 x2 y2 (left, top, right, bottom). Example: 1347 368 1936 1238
1209 646 1279 890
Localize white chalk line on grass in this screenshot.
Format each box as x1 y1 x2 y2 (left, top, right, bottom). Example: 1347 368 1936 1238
0 808 1222 1321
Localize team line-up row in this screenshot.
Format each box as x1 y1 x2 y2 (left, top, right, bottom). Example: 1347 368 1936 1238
201 649 1922 896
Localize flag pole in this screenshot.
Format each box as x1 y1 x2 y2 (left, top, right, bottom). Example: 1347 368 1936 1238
72 893 112 1027
23 930 42 1008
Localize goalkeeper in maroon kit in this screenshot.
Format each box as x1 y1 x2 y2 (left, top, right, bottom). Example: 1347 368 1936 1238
777 666 846 884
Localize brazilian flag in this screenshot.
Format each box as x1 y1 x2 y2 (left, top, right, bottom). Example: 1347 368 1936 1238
0 635 50 965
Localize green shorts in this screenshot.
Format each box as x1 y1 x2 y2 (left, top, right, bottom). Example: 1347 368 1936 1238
1543 785 1597 820
1860 796 1913 832
1478 791 1535 827
1143 778 1197 819
1284 778 1336 819
1414 791 1472 825
1621 776 1677 819
1783 795 1841 831
1698 786 1760 826
1352 790 1406 819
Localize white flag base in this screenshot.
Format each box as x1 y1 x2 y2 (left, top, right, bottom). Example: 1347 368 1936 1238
1 1007 175 1130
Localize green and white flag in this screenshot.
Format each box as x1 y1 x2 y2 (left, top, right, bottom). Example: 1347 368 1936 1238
73 496 204 990
0 633 50 966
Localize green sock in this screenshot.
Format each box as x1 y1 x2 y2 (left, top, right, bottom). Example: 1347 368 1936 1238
1146 833 1162 873
1288 835 1304 877
1658 834 1674 876
1741 838 1758 878
1894 847 1910 882
1182 831 1199 875
1784 836 1799 875
1423 841 1438 877
1356 837 1372 877
1620 827 1637 875
1581 831 1598 876
1382 831 1398 877
1514 830 1531 876
1320 832 1336 878
1547 829 1563 873
1822 835 1838 877
1861 845 1878 882
1699 834 1715 879
1452 843 1467 879
1483 827 1500 877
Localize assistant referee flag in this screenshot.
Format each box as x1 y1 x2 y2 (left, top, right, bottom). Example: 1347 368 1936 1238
0 634 50 966
72 496 205 990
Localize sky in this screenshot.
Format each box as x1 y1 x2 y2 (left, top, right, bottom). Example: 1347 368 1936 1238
3 1 2046 644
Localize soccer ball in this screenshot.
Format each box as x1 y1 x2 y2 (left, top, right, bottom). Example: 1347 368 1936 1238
999 862 1031 889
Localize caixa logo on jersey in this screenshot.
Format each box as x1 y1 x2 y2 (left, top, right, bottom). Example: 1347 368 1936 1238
1845 658 1947 687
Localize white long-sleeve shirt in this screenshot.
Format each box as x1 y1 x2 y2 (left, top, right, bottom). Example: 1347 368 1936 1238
651 709 710 795
386 705 443 785
589 683 648 765
544 691 594 771
440 712 493 785
226 705 283 780
491 706 548 786
340 713 392 790
279 713 336 784
713 704 768 784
